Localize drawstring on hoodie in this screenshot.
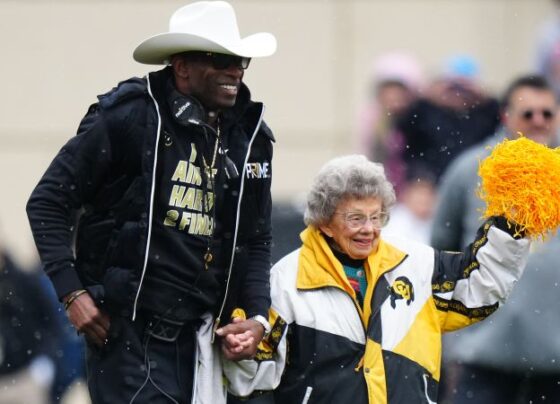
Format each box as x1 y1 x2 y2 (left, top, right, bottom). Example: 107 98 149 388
354 356 365 372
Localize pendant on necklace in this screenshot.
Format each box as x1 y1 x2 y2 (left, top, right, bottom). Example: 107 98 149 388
204 250 213 270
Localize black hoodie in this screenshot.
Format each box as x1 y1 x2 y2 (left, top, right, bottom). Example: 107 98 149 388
26 66 274 323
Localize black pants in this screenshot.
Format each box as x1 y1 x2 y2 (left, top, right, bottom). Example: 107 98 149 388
86 312 196 404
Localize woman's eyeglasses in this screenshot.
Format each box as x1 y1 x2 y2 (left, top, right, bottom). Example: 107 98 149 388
335 211 389 230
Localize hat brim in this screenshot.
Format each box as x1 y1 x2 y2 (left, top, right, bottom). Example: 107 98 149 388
133 32 277 65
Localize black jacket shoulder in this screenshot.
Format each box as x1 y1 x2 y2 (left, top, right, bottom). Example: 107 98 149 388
78 77 152 140
259 119 275 142
97 77 148 110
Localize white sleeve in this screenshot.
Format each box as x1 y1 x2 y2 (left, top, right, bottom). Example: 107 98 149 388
455 226 529 306
222 317 288 397
432 217 531 331
222 252 298 397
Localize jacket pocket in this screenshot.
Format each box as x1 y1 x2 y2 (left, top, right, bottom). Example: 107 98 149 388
103 266 138 307
76 218 117 279
105 221 144 269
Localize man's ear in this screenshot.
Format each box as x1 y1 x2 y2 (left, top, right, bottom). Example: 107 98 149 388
171 55 190 80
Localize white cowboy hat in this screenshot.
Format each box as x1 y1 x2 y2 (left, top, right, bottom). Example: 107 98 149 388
133 1 277 65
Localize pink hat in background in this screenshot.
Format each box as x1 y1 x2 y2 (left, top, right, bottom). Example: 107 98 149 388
370 51 425 91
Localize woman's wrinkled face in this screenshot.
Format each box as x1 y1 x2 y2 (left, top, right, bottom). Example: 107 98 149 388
320 196 385 259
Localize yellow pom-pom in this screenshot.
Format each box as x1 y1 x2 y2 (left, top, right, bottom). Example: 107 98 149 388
478 136 560 239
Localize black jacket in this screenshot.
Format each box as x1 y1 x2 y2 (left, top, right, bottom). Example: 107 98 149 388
26 67 274 322
397 98 500 182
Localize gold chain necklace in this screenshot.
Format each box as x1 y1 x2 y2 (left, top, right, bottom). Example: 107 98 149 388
202 124 221 174
202 123 221 270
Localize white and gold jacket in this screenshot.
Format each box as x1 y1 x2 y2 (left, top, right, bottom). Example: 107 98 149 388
224 217 529 404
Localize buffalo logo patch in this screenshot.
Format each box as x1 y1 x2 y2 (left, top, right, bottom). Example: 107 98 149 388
390 276 414 308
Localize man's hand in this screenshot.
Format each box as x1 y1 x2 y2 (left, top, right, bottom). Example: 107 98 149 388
216 317 265 361
64 291 110 347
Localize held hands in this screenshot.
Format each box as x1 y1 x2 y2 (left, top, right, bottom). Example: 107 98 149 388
216 317 265 361
64 290 110 347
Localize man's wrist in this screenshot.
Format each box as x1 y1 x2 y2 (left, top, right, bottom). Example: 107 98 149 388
63 289 87 311
250 315 271 337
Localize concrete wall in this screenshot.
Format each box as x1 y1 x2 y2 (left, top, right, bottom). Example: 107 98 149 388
0 0 555 264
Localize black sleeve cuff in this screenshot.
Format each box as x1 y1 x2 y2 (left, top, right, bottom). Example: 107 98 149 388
47 263 85 301
488 216 526 239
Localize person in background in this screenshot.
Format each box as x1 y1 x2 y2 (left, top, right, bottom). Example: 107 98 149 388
382 172 436 244
397 54 500 183
431 75 560 403
355 51 424 195
535 0 560 101
26 1 276 403
36 271 87 403
431 75 557 251
0 247 57 404
223 155 530 404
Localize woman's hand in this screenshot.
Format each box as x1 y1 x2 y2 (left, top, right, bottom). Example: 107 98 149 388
216 317 265 360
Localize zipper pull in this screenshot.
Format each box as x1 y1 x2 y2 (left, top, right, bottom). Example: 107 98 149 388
211 317 221 343
204 248 213 270
354 356 365 372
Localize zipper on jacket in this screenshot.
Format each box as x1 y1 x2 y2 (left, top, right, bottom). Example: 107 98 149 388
212 105 266 341
366 254 408 327
354 356 365 372
353 255 408 372
132 73 162 321
132 74 267 334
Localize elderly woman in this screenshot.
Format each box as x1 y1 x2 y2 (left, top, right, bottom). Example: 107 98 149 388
223 155 529 404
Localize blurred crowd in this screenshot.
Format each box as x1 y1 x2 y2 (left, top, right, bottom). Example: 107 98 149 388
351 10 560 402
354 50 560 402
4 4 560 404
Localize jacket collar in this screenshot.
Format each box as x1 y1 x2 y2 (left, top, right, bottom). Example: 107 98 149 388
297 226 407 296
147 67 274 143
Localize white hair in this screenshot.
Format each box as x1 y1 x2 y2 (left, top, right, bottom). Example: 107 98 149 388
304 155 396 227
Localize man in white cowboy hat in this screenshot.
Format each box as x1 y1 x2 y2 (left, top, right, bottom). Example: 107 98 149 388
26 1 276 403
